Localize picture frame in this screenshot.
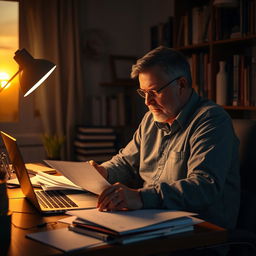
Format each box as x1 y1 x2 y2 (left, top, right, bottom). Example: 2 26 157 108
110 55 137 82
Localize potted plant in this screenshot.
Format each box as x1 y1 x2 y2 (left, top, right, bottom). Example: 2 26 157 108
42 134 65 160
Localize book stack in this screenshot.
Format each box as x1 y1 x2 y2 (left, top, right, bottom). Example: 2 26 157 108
67 209 202 245
150 16 174 49
176 5 210 47
91 93 131 127
74 126 118 163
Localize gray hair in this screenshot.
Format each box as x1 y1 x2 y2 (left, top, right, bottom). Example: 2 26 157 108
131 46 192 87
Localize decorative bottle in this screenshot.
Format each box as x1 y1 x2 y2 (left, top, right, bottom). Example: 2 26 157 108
216 61 228 106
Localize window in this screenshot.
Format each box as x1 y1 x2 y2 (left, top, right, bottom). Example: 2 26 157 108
0 0 19 122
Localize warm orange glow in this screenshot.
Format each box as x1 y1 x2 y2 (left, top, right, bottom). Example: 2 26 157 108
0 1 19 122
0 72 11 89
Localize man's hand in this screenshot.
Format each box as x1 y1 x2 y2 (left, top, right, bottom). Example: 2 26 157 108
89 160 108 179
97 182 143 211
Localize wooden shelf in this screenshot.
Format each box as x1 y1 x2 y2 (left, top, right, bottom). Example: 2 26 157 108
223 106 256 111
173 0 256 117
176 42 210 51
100 81 137 87
212 34 256 46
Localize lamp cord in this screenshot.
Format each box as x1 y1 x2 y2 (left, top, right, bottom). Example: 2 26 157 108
11 211 58 230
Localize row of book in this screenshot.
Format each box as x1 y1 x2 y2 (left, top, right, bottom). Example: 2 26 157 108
74 126 118 163
225 54 256 107
176 5 210 47
187 53 212 100
150 17 174 49
91 93 132 127
213 0 256 40
188 52 256 107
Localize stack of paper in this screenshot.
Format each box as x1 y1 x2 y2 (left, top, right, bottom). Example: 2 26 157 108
67 209 203 244
26 210 203 252
34 171 84 191
9 160 110 194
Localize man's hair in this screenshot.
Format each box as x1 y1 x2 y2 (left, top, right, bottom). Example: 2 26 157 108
131 46 192 87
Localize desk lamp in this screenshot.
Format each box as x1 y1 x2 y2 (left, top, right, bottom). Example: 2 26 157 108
0 48 56 96
0 48 56 249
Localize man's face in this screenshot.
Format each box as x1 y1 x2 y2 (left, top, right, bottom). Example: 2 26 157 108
138 66 187 123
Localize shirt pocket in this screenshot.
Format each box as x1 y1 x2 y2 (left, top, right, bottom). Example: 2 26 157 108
165 151 188 181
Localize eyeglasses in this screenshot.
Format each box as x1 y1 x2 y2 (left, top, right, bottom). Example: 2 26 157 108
136 76 181 98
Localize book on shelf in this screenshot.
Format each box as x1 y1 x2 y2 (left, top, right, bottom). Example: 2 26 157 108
77 126 115 134
150 17 174 49
233 54 240 106
251 56 256 106
189 53 210 99
91 96 101 126
74 126 118 163
213 0 256 40
74 140 116 148
91 92 133 127
75 154 114 163
192 6 201 45
67 209 203 244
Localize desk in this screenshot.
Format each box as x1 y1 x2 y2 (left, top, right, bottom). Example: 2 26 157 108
3 187 227 256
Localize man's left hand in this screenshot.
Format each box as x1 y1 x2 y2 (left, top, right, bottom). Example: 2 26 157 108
97 182 143 211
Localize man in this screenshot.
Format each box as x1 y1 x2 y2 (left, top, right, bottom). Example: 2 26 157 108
91 46 240 232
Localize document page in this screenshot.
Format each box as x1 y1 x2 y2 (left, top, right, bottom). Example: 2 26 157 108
44 160 110 195
67 209 198 235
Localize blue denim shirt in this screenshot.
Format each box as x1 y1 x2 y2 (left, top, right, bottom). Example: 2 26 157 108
102 90 240 229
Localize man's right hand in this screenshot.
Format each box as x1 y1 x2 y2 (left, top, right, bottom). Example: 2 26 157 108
89 160 108 179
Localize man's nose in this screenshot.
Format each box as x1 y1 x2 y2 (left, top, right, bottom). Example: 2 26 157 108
145 92 153 106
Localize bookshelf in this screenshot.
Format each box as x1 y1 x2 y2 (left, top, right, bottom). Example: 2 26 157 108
170 0 256 119
92 80 144 147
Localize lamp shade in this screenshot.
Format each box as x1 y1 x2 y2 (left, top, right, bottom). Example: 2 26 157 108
13 49 56 97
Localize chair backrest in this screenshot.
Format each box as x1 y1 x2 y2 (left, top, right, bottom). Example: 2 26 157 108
232 119 256 233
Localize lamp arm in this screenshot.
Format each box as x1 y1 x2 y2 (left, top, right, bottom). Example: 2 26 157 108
0 69 21 93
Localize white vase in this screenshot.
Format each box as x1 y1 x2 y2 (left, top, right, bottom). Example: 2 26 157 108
216 61 228 106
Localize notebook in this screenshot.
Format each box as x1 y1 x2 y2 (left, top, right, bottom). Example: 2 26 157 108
0 131 97 214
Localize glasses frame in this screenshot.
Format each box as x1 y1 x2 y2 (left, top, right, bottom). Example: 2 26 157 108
136 76 182 98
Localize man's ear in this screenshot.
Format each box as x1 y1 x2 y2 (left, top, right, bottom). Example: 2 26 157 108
178 77 187 89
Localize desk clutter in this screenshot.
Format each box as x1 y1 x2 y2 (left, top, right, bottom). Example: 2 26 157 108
27 209 203 252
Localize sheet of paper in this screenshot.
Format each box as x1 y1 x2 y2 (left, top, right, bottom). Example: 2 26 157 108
35 172 82 189
58 216 77 224
67 209 198 235
26 228 105 252
44 160 110 195
7 176 41 188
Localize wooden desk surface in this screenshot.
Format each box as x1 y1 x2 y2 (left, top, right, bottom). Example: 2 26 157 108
2 188 227 256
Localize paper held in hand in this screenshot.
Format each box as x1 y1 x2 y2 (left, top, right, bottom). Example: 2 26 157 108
44 160 110 195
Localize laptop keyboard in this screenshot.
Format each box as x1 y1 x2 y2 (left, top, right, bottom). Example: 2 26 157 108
36 190 78 209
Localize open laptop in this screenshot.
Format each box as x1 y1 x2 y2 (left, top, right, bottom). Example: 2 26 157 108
1 131 97 214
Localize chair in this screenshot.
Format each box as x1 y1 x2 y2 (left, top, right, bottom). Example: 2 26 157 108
226 119 256 256
189 119 256 256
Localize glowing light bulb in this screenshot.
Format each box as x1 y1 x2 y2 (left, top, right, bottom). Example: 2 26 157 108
0 72 11 89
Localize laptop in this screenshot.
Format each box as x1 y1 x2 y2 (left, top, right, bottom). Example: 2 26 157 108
1 131 97 214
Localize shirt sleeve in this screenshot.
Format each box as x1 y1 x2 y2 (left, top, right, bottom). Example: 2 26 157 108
140 108 239 212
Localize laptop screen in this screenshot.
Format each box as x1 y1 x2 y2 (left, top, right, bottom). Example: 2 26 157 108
1 131 40 209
